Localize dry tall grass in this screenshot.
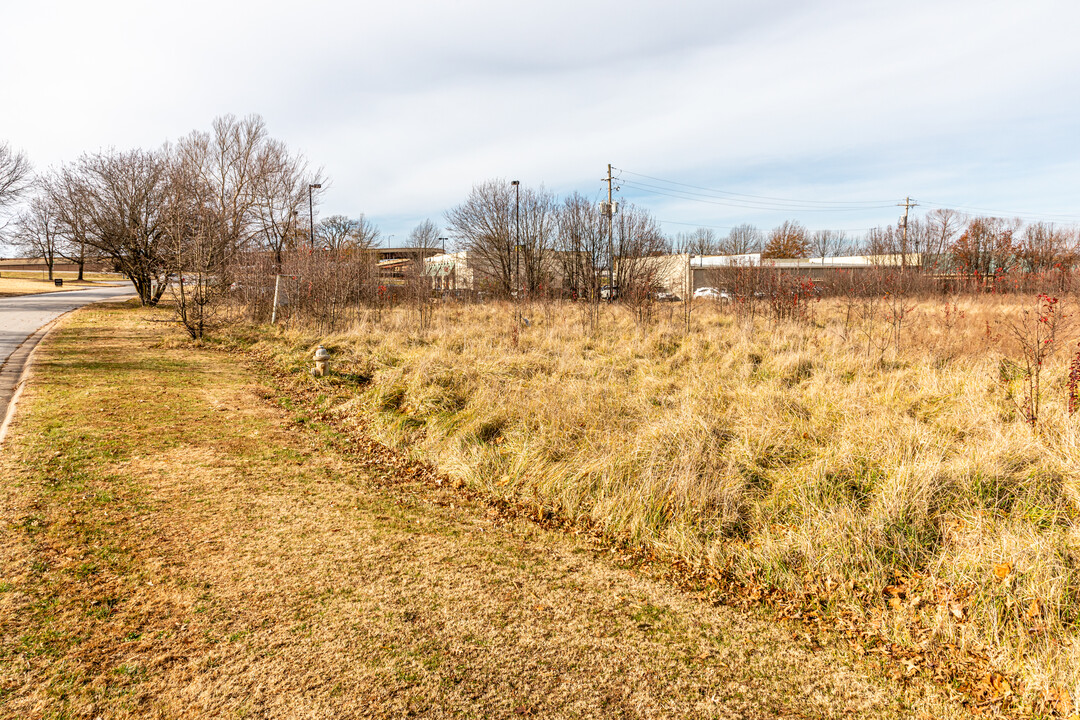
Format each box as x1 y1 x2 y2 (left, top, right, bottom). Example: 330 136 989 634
0 304 978 718
243 295 1080 708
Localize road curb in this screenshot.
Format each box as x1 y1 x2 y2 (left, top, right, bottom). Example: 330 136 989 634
0 286 137 446
0 312 72 446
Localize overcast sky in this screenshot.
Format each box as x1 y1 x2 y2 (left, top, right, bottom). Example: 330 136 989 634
3 0 1079 247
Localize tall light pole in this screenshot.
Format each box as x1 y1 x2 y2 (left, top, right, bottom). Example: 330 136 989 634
511 180 520 297
438 236 448 254
308 183 321 250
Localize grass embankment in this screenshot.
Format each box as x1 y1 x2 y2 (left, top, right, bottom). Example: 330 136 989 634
242 298 1080 714
0 302 974 718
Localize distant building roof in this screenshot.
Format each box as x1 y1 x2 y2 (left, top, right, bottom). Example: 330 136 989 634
688 253 918 268
688 253 761 267
376 246 442 260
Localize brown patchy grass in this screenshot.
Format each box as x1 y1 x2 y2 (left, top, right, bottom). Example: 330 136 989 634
234 296 1080 714
0 304 976 718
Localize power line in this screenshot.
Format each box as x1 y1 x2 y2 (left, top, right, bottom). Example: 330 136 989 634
619 178 896 212
659 219 734 230
615 167 897 207
617 166 1080 222
614 166 1080 232
659 218 877 233
918 199 1080 222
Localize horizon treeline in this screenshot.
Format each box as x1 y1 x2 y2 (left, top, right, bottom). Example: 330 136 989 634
4 119 1080 331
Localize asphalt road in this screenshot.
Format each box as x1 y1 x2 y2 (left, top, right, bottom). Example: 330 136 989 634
0 284 134 367
0 283 135 437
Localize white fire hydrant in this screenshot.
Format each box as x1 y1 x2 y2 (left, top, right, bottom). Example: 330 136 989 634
313 345 331 377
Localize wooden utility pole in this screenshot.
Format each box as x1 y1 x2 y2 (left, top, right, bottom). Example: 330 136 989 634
603 164 615 298
684 252 691 334
897 196 918 268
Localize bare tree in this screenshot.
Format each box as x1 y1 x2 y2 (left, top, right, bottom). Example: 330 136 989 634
1017 221 1073 274
809 229 847 263
517 186 558 296
445 180 557 296
860 225 896 261
318 215 358 252
43 170 97 280
12 194 62 280
162 113 271 323
903 216 929 270
316 214 381 254
349 214 380 250
446 180 512 293
407 218 443 252
445 180 534 295
555 191 605 299
721 223 763 255
0 142 31 215
50 175 92 280
251 138 323 266
164 147 230 339
612 203 667 298
400 217 443 324
925 208 965 271
60 148 172 305
177 114 265 258
673 227 719 255
399 221 437 331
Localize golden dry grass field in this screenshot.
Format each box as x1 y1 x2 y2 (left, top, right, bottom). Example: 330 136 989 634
236 294 1080 715
0 302 978 719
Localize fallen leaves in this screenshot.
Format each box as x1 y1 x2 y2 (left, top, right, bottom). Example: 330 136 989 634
964 671 1015 709
1041 684 1074 716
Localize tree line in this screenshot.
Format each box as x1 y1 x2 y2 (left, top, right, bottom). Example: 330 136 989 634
444 181 667 300
2 115 323 302
671 210 1080 284
5 121 1080 337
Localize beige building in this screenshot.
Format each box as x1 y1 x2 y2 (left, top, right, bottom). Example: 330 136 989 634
424 251 478 292
424 250 584 294
425 251 922 298
633 253 693 298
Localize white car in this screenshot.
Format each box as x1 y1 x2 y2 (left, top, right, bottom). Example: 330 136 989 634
693 287 730 300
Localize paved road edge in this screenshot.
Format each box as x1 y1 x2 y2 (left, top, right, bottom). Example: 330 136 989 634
0 313 72 446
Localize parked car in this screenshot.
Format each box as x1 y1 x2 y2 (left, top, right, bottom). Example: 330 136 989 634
693 286 730 301
652 290 681 302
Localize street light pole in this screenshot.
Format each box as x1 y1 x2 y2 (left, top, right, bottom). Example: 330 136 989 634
308 183 322 250
511 180 520 297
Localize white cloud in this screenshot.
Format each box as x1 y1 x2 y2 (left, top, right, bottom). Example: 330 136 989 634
2 0 1078 242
